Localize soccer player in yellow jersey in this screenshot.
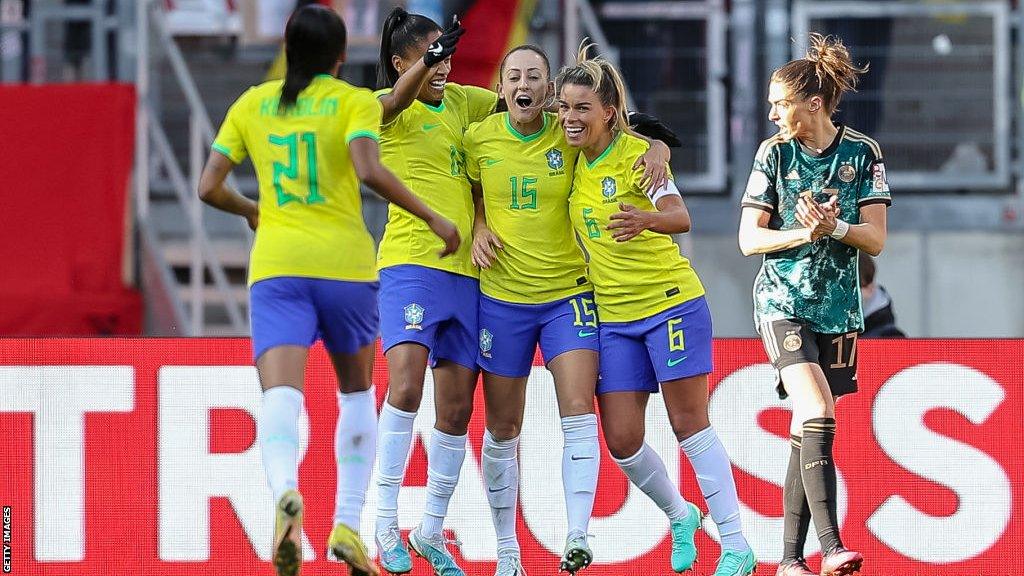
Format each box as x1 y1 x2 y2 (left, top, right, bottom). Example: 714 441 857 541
198 7 457 576
464 45 671 576
559 44 757 576
738 34 888 576
369 8 498 576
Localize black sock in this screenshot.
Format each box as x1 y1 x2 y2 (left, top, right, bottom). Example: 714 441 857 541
782 434 812 562
801 418 843 554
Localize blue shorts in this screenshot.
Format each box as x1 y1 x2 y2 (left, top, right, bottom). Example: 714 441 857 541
379 265 479 370
597 296 713 394
478 292 601 378
249 277 379 362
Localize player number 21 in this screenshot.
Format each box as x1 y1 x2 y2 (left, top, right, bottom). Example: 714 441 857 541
268 132 323 206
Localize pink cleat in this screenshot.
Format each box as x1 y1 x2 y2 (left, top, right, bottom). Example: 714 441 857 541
820 548 863 576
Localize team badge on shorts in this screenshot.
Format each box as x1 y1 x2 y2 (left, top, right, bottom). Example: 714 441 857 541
838 163 856 183
479 328 494 358
404 303 424 330
783 330 802 352
602 177 617 202
546 148 564 170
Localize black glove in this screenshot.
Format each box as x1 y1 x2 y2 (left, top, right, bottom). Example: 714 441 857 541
423 16 465 67
628 111 682 148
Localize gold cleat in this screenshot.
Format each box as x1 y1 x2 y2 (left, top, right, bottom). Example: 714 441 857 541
327 522 381 576
273 490 304 576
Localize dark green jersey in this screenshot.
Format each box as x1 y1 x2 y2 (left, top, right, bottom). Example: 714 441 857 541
742 125 892 334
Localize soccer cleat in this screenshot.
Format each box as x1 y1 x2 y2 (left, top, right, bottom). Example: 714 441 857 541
776 559 816 576
327 523 380 576
669 502 702 572
495 550 527 576
558 530 592 574
712 549 756 576
820 548 863 576
272 490 304 576
375 522 413 574
407 526 466 576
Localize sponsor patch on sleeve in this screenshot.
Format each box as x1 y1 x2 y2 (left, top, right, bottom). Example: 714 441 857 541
872 162 890 193
744 170 770 199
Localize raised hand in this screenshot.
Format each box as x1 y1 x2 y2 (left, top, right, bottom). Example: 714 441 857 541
424 15 465 67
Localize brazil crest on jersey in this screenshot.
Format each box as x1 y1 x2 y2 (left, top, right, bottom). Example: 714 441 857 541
464 111 590 303
569 132 705 322
741 125 892 333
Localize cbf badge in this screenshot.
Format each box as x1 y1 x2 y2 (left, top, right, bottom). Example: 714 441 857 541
404 303 424 330
546 148 564 171
479 328 494 358
783 330 802 352
601 176 617 202
838 164 856 183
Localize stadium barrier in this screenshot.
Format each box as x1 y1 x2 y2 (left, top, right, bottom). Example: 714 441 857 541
0 338 1020 575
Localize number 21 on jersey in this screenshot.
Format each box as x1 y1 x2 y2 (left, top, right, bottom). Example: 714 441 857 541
269 132 323 206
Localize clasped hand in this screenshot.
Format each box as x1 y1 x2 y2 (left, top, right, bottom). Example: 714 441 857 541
795 193 840 242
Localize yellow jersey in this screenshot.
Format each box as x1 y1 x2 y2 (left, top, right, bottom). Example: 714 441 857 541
465 111 590 303
212 75 382 285
568 132 705 322
374 83 498 277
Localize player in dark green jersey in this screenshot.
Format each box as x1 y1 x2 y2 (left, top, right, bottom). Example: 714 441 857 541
738 34 890 576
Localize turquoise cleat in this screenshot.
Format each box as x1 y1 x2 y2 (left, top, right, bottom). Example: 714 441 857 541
712 548 757 576
375 522 412 574
670 502 703 572
407 526 466 576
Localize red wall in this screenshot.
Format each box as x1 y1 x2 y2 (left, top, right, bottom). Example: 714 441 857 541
0 338 1020 575
0 85 140 335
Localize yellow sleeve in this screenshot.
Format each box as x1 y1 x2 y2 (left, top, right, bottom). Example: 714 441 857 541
211 91 250 164
464 123 482 182
462 85 499 123
345 90 383 143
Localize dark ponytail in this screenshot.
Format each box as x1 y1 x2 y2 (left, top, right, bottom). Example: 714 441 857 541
376 7 441 89
280 4 346 112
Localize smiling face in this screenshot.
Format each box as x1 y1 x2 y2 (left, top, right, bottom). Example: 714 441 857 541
558 82 613 150
498 48 552 126
767 80 821 142
393 30 449 102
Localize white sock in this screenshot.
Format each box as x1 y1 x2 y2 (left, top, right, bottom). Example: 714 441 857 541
420 429 467 538
680 426 751 552
258 386 303 502
482 430 520 555
613 443 689 522
333 386 377 529
375 399 416 533
561 414 599 536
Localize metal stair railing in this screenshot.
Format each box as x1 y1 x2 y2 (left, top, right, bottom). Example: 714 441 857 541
136 0 248 336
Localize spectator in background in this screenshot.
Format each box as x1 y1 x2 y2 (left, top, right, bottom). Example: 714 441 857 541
859 252 906 338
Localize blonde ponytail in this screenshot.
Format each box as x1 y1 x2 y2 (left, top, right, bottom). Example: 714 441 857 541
557 40 634 135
